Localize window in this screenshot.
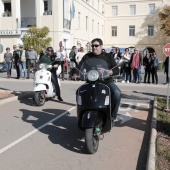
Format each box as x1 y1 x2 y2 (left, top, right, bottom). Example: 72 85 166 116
44 1 48 11
148 25 154 36
98 0 99 11
111 26 117 36
4 2 11 14
86 16 88 31
149 4 155 14
98 22 99 35
112 6 118 16
130 5 136 15
129 26 135 36
92 0 94 6
102 5 105 14
78 12 81 28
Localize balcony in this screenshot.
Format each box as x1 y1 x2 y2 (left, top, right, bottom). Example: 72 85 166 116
20 17 36 28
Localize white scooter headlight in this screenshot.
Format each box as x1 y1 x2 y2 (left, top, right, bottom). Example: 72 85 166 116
39 63 46 70
87 70 99 81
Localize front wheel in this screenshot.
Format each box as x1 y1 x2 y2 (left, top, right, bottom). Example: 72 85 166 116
34 91 46 106
85 128 99 154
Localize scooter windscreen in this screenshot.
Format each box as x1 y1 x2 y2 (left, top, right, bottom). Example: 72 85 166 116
79 58 110 81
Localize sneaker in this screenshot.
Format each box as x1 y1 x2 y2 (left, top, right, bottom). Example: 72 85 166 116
58 96 63 102
121 80 125 83
127 81 129 83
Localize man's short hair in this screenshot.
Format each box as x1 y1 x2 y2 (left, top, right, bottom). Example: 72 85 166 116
72 46 76 50
91 38 103 45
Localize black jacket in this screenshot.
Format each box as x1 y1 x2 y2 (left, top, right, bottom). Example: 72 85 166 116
79 52 119 83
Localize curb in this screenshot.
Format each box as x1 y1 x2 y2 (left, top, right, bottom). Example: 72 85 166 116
0 91 32 106
146 97 157 170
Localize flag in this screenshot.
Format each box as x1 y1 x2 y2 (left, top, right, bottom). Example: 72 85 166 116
70 0 75 20
72 0 75 19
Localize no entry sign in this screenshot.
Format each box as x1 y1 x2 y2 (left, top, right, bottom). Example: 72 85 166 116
163 43 170 56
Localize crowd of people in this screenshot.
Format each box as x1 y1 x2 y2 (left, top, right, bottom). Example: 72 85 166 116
109 47 159 84
3 44 168 85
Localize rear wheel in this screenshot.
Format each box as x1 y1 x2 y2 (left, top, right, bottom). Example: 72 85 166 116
34 91 46 106
85 128 99 154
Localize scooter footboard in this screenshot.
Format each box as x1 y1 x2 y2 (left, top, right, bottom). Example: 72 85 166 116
81 111 102 128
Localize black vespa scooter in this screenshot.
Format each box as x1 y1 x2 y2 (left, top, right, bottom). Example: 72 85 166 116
76 58 123 154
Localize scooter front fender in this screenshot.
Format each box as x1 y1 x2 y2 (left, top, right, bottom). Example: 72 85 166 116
81 111 102 128
34 84 46 92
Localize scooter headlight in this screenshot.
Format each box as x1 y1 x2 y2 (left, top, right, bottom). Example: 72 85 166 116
39 63 46 70
87 70 99 81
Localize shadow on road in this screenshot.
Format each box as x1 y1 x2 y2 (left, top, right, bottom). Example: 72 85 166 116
20 108 85 154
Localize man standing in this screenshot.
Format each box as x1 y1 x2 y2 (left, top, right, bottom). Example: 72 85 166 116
78 38 121 121
13 45 20 79
56 46 68 80
19 46 28 79
69 46 77 65
27 45 37 79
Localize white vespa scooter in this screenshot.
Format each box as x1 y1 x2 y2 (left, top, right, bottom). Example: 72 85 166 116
33 63 61 106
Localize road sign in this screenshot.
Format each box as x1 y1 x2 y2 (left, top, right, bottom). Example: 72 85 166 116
163 43 170 56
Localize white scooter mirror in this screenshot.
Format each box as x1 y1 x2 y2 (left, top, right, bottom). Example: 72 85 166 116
47 65 52 69
116 58 124 67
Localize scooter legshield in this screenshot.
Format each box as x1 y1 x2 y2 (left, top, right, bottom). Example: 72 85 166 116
81 111 102 128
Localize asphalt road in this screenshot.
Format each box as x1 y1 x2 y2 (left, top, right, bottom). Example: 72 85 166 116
0 71 168 170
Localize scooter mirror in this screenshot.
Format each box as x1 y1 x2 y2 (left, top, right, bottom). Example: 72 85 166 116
47 65 52 69
116 58 124 67
70 61 76 68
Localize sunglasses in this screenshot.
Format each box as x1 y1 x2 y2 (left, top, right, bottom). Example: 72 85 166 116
91 45 100 48
47 50 53 52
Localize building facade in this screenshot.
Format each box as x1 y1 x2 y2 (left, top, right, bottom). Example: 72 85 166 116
0 0 169 62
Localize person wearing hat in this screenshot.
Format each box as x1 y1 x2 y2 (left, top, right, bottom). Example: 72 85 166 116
19 45 28 79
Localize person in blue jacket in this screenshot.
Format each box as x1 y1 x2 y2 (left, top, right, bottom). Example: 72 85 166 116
150 52 158 84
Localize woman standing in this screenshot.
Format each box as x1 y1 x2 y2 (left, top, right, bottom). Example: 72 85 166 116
4 47 13 78
150 52 158 84
75 47 86 65
143 51 151 83
122 48 131 83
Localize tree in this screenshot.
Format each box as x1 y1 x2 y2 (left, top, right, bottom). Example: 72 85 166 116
22 26 52 54
158 5 170 36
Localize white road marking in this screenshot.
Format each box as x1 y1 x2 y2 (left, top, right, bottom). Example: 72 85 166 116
0 106 76 154
118 112 133 124
134 103 150 112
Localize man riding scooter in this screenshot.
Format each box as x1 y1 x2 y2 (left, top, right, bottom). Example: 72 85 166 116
39 47 63 102
78 38 121 122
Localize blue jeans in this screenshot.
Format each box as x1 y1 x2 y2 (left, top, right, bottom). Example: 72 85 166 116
133 67 142 82
19 61 27 78
6 61 12 77
107 81 121 119
122 66 131 81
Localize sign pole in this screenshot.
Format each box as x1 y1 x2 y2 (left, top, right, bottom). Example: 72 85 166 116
167 56 170 109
